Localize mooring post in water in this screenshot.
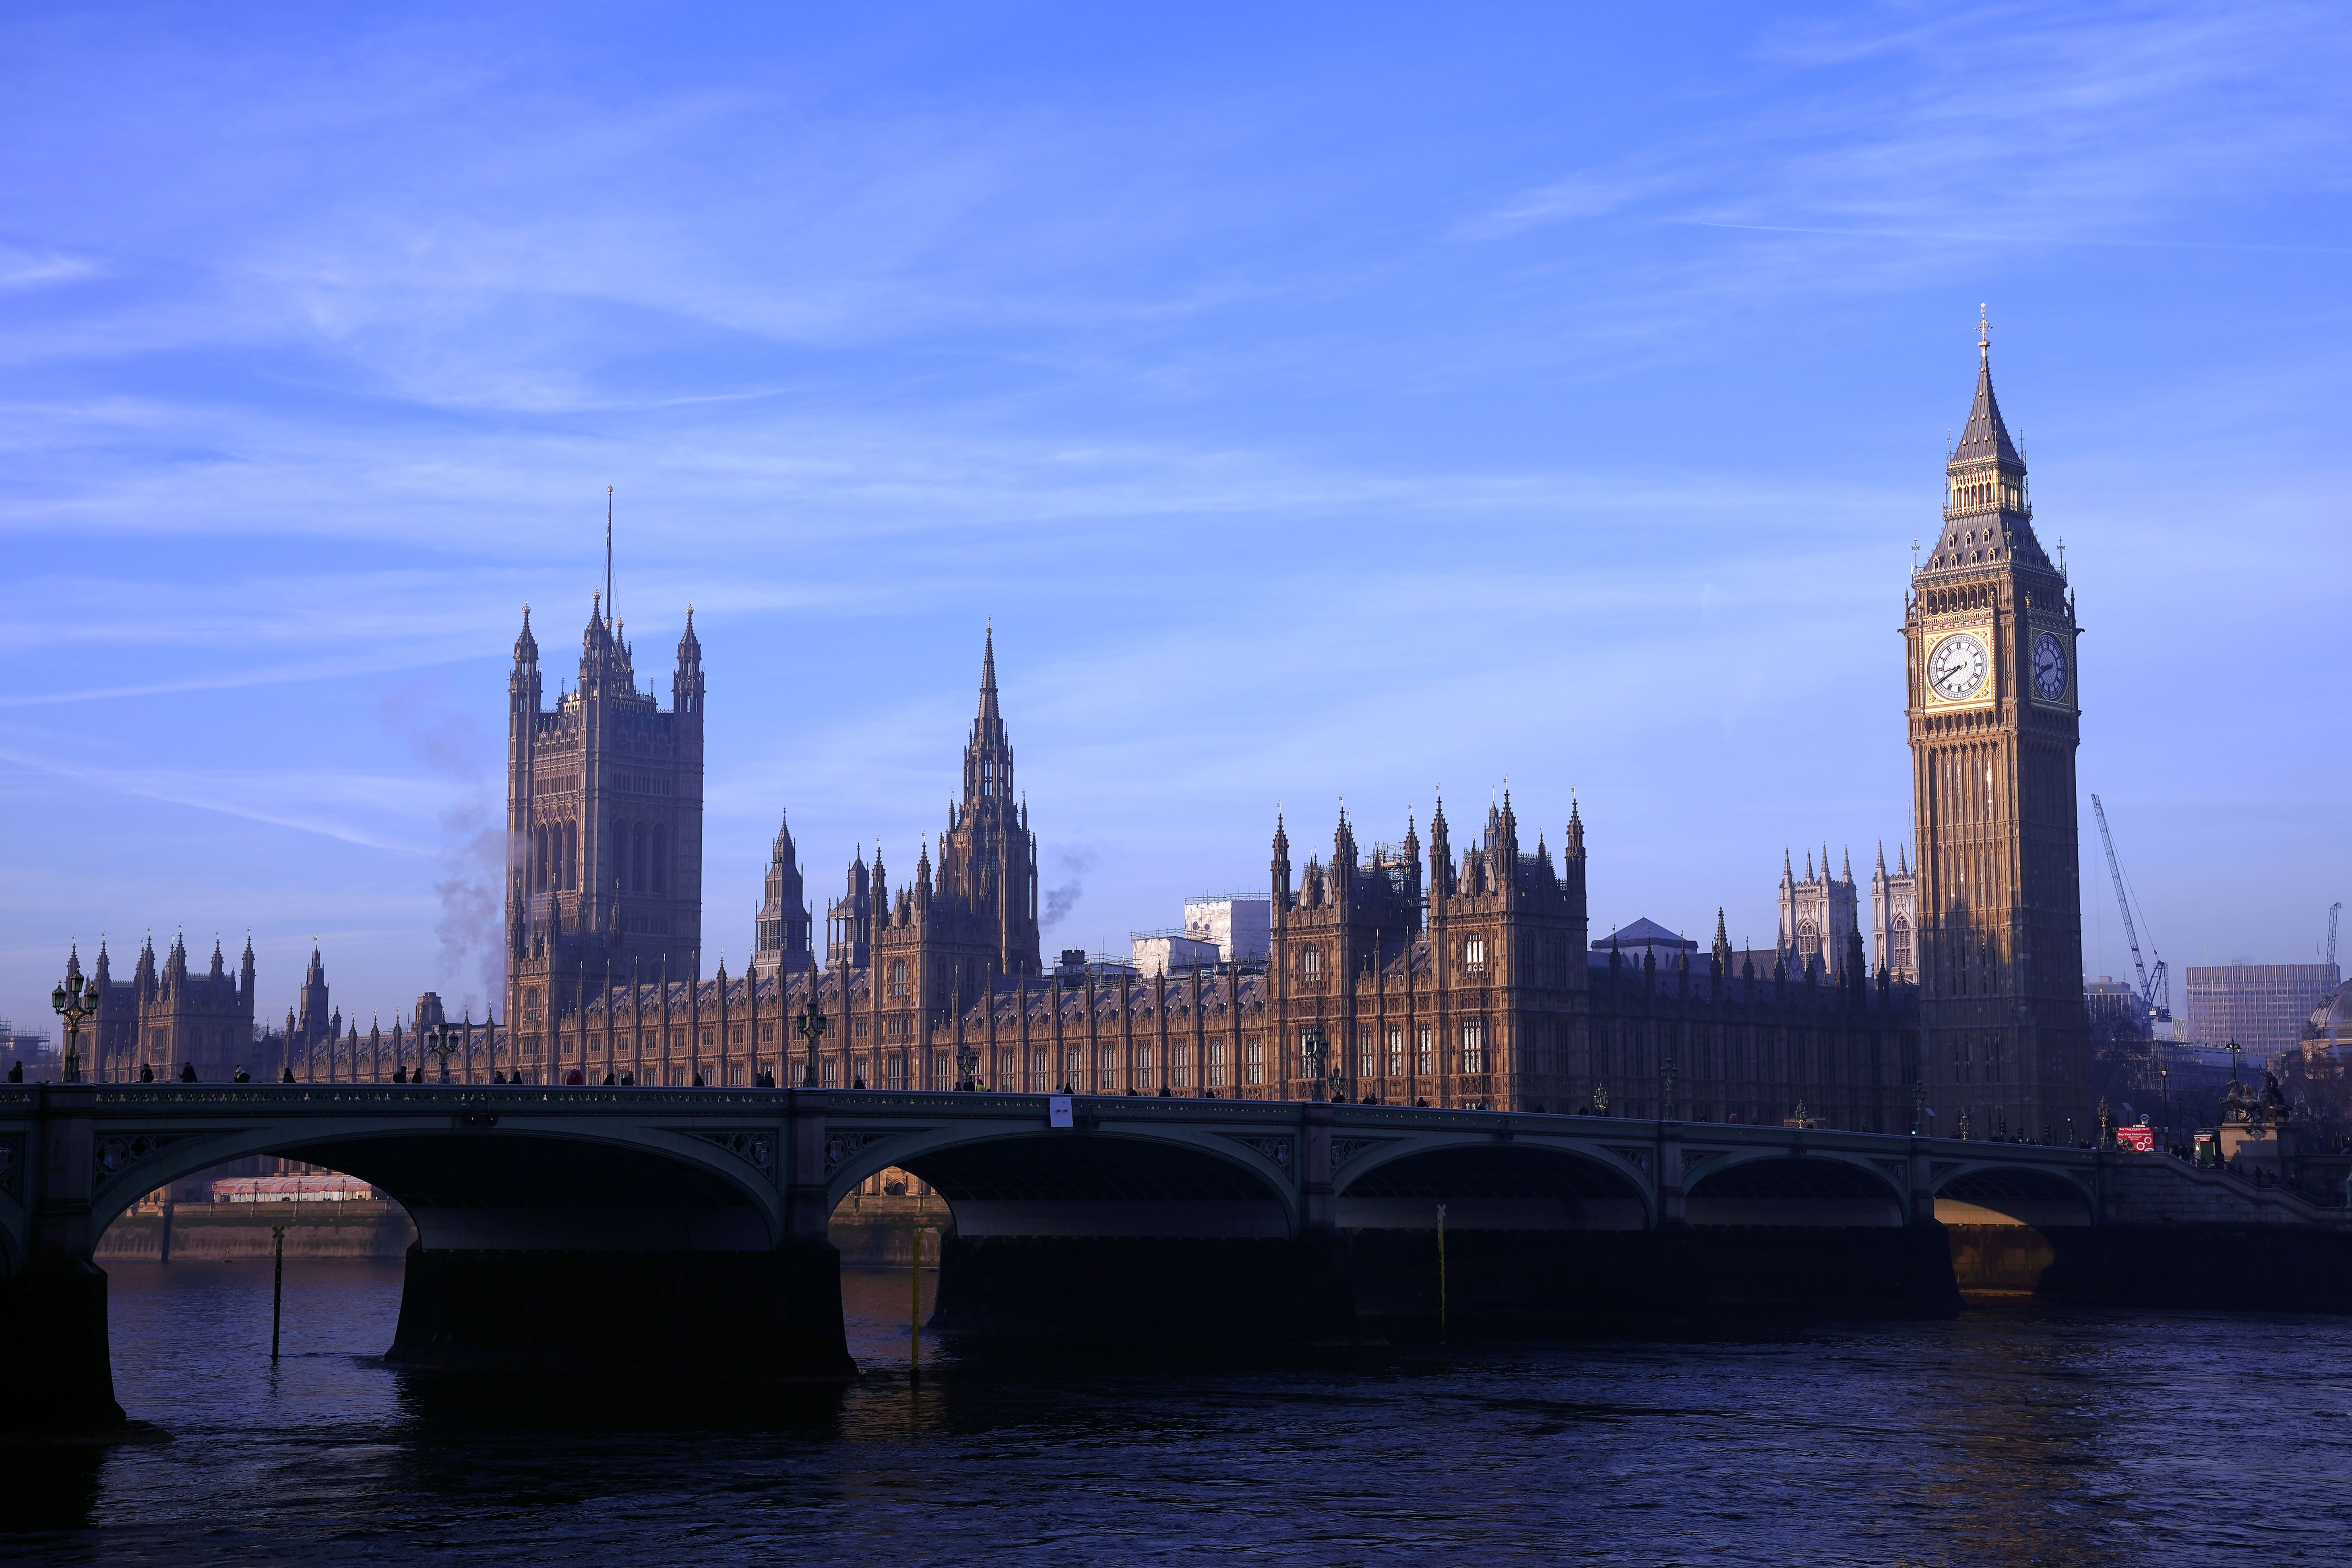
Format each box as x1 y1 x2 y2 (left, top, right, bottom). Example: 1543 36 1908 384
271 1223 286 1361
159 1198 175 1264
1436 1203 1448 1343
909 1220 922 1378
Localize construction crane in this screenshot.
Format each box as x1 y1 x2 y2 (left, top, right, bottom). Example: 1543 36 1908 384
2090 794 2170 1024
2328 901 2341 970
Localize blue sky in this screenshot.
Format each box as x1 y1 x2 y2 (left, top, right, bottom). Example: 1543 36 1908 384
3 1 2346 1040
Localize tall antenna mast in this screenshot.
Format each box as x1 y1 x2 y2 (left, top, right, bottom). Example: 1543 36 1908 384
606 485 614 626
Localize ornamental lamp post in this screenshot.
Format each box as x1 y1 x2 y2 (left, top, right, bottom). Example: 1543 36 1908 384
1661 1057 1678 1122
424 1022 461 1083
955 1041 980 1092
796 993 829 1087
1299 1027 1327 1103
51 966 99 1084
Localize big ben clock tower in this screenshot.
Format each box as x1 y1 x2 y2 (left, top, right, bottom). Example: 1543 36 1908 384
1905 311 2090 1142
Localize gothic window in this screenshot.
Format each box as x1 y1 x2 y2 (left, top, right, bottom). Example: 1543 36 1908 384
821 1055 840 1088
1208 1041 1228 1088
887 960 909 1001
1891 917 1912 973
699 1029 714 1048
1798 920 1819 966
1465 935 1487 976
887 1055 907 1089
1461 1022 1486 1074
1416 1026 1434 1076
1170 1043 1190 1088
1243 1035 1264 1086
932 1051 949 1088
1387 1026 1404 1078
1031 1048 1049 1090
1100 1047 1119 1087
652 826 668 895
1357 1029 1375 1079
630 822 647 893
1299 947 1322 982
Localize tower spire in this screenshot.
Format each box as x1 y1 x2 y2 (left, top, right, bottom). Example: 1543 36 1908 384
979 621 999 725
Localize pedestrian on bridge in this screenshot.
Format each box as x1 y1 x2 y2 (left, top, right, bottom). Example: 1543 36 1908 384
179 1063 196 1083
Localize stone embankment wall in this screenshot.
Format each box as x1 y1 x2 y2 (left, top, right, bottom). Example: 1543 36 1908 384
829 1193 945 1268
98 1202 416 1261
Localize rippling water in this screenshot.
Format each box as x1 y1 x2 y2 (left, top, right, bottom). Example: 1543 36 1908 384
3 1257 2348 1564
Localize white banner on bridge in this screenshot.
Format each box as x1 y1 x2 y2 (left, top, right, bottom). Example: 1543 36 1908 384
1049 1095 1073 1128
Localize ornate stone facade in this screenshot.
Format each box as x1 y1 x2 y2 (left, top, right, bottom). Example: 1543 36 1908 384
76 933 262 1081
1777 846 1860 982
502 595 706 1075
495 641 1918 1133
1869 843 1919 984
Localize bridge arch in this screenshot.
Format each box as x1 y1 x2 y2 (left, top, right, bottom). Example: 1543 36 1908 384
1932 1165 2093 1227
827 1126 1295 1238
1683 1152 1906 1227
1334 1138 1652 1230
75 1114 785 1259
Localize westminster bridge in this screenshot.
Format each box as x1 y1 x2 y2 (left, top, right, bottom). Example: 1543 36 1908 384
4 1083 2348 1434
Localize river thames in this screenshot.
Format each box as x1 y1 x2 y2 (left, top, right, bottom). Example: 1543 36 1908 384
3 1259 2347 1564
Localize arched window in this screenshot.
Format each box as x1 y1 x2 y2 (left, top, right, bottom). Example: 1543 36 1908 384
1299 946 1322 981
652 825 668 895
1465 935 1487 975
1797 919 1819 965
1892 916 1912 973
1460 1022 1486 1074
887 959 909 1001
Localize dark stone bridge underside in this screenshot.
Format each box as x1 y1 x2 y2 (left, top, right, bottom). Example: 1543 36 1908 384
4 1085 2347 1435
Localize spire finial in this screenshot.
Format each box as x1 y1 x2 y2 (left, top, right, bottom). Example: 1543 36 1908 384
1978 302 1990 363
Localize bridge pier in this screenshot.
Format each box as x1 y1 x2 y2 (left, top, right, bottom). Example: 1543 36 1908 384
386 1238 851 1376
0 1087 132 1437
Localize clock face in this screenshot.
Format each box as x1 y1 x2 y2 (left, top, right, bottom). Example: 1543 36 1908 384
2033 630 2068 700
1928 632 1990 701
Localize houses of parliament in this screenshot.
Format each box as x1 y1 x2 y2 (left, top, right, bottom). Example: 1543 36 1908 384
67 329 2094 1143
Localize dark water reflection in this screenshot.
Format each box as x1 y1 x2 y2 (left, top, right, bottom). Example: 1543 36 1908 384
3 1258 2348 1564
